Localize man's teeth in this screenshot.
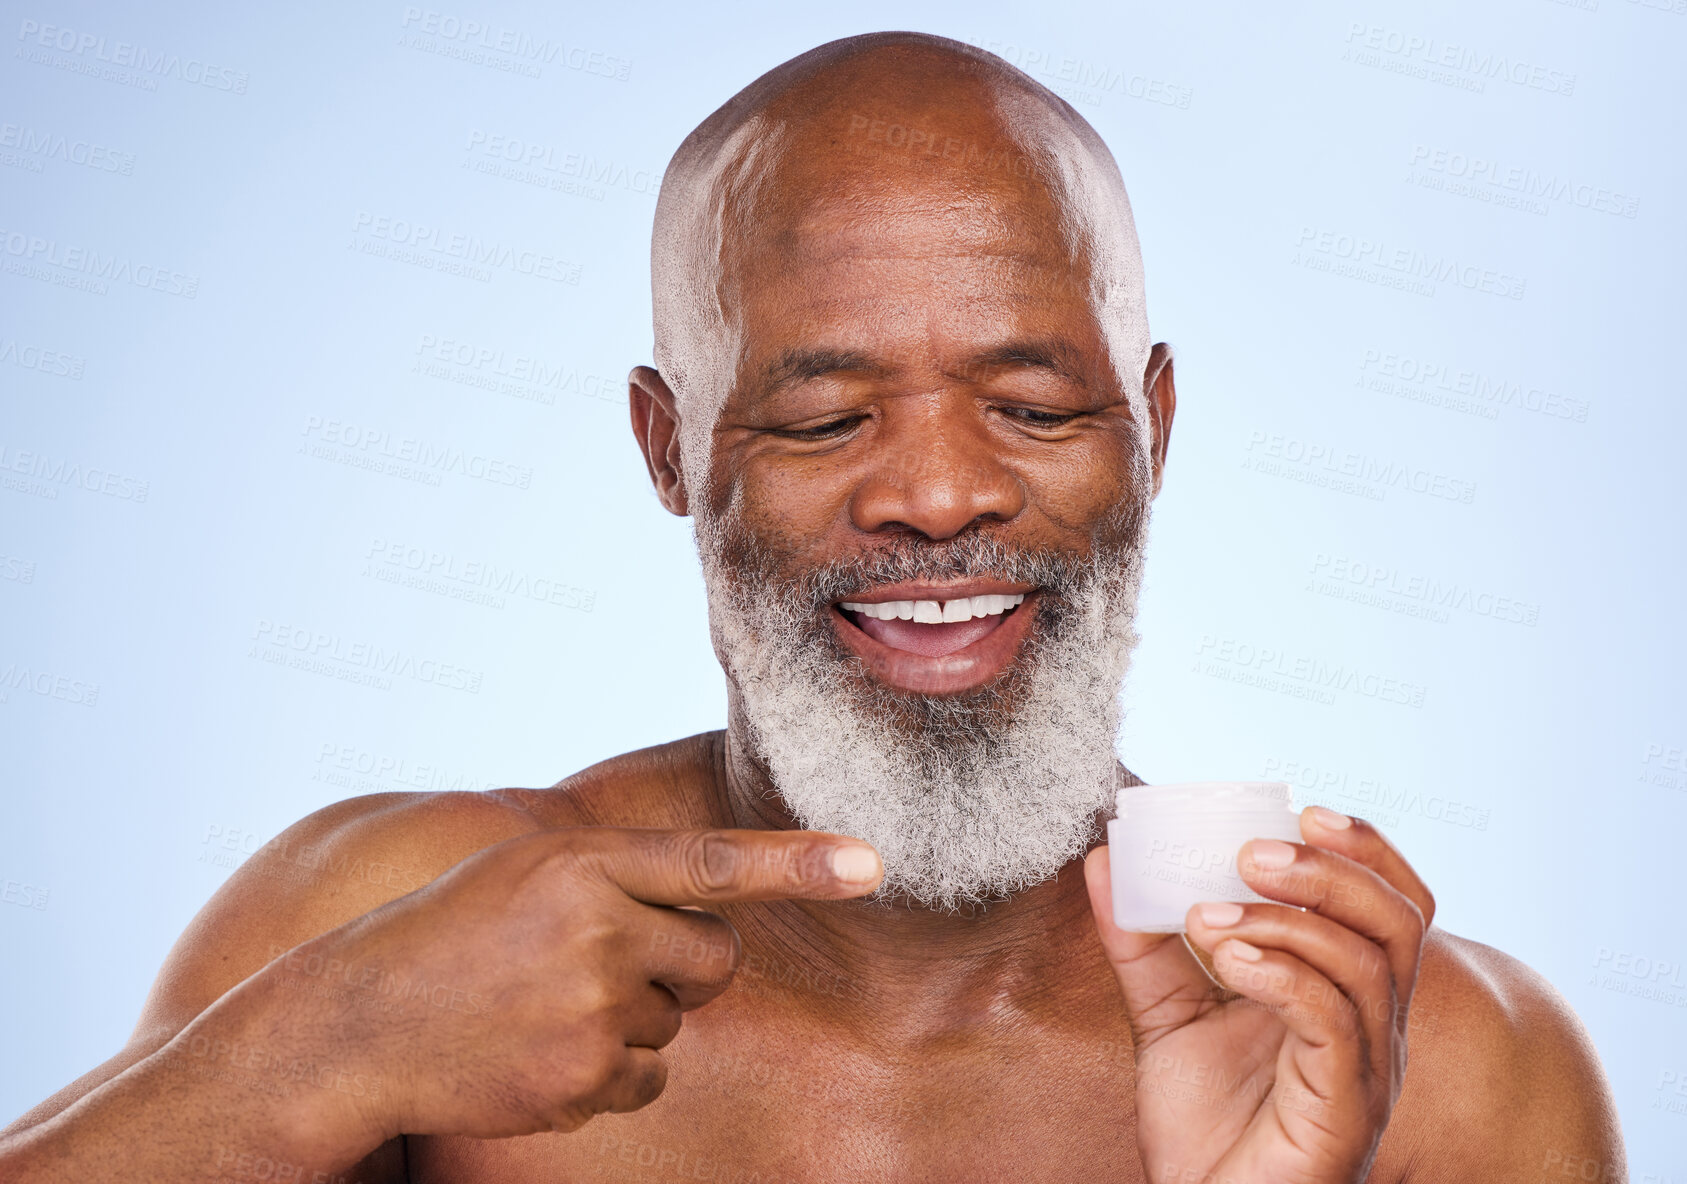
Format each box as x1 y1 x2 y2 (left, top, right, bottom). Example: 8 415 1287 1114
839 593 1026 623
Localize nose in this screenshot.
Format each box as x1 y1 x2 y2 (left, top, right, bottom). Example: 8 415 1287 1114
847 398 1027 539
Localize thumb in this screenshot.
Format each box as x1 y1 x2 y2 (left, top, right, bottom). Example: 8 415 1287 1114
1083 845 1220 1038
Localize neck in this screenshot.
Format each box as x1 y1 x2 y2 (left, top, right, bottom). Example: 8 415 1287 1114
710 698 1142 1034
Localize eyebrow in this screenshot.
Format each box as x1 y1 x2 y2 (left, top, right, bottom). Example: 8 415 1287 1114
760 347 887 395
962 338 1089 385
758 338 1089 395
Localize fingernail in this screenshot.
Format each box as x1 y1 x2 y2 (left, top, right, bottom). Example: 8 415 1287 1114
1223 939 1264 963
1196 901 1244 928
1310 806 1352 830
831 844 882 884
1246 839 1296 869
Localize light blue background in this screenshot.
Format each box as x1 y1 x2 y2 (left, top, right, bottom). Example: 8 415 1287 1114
2 1 1683 1175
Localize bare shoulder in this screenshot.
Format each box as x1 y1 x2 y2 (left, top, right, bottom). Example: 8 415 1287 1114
144 728 726 1040
5 731 725 1137
513 728 727 830
1379 927 1626 1184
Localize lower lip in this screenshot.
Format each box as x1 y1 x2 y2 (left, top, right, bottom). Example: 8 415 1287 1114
829 596 1038 695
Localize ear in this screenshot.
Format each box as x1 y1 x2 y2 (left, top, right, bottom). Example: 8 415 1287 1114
1142 343 1177 498
629 365 689 516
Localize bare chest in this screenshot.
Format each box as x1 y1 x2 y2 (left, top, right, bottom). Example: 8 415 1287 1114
409 984 1146 1184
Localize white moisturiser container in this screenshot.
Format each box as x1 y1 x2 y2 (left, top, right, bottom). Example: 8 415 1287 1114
1107 781 1305 933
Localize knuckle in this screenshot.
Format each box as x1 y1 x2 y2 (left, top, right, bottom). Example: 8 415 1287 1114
543 1104 591 1134
566 973 620 1022
786 840 834 888
1374 955 1397 998
1393 895 1428 945
543 826 594 864
573 915 625 961
687 913 741 978
568 1041 623 1098
1366 962 1398 1012
718 921 743 976
659 914 738 971
648 1011 683 1050
537 832 597 887
675 830 740 895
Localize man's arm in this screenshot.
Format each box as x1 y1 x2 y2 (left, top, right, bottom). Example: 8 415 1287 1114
0 790 542 1180
1396 933 1626 1183
0 772 885 1182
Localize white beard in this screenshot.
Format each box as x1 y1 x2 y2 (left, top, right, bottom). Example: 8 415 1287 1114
696 506 1150 913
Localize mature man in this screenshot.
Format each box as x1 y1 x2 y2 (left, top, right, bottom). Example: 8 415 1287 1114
2 31 1623 1184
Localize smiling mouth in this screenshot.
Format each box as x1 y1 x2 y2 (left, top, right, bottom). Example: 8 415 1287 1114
839 593 1027 658
829 584 1039 695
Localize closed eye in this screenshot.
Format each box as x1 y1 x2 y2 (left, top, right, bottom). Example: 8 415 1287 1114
999 406 1082 428
767 414 868 441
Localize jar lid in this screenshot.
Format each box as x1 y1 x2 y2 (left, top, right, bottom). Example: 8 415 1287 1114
1116 780 1295 816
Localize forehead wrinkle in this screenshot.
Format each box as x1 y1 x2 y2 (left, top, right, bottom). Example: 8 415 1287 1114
729 186 1095 331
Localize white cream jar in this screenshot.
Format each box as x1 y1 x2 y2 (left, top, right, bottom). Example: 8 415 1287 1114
1107 781 1304 933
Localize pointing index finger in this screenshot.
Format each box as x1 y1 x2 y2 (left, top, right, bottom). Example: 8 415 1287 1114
586 827 884 906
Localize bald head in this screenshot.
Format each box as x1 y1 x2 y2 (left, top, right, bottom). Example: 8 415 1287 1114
648 31 1153 495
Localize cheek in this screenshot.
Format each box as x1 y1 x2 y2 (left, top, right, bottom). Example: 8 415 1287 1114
728 455 856 559
1018 434 1143 533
